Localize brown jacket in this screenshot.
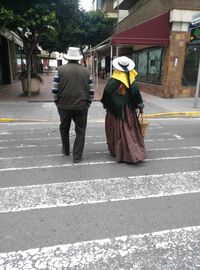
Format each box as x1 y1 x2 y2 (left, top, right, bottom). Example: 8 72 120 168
57 62 90 110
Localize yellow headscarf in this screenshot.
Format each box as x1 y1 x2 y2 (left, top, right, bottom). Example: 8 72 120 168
112 69 138 89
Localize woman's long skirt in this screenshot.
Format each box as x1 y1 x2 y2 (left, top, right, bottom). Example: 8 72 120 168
105 106 146 163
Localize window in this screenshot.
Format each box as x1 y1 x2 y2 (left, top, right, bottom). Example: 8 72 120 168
137 51 148 81
147 48 163 84
182 44 200 86
15 45 22 73
133 47 164 85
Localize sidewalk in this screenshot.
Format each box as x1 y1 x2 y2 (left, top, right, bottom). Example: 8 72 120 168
94 76 200 117
0 73 200 122
0 73 54 103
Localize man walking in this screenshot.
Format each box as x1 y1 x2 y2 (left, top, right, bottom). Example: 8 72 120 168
52 47 94 163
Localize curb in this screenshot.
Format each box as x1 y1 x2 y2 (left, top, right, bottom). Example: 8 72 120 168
144 111 200 118
1 111 200 123
0 118 13 123
0 118 49 123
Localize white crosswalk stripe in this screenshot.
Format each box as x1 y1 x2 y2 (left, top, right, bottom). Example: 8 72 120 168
0 154 200 171
0 171 200 213
0 146 199 160
0 225 200 269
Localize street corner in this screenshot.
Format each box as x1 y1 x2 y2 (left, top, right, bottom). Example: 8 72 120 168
144 111 200 118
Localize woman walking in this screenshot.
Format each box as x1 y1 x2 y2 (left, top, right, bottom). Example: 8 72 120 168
101 56 146 163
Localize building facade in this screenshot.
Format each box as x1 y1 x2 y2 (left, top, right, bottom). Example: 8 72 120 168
94 0 200 98
0 28 23 85
92 0 128 20
0 28 58 87
115 0 200 97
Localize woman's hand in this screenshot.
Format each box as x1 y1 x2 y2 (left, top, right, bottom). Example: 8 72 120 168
139 108 143 113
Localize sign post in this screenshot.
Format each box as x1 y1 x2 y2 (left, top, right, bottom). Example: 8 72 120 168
191 13 200 26
194 58 200 108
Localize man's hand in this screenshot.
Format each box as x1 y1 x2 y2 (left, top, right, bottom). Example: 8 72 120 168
54 99 59 106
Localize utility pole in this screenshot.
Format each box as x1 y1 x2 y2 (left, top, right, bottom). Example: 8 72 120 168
194 57 200 108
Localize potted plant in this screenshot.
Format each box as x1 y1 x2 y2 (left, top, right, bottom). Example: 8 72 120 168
18 70 43 95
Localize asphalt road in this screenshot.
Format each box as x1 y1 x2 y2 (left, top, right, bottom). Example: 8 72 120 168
0 115 200 269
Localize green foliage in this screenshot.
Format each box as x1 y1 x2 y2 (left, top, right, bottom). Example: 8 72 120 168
0 1 116 52
77 11 117 47
38 26 59 54
0 8 13 27
55 0 80 51
0 0 80 94
0 1 58 44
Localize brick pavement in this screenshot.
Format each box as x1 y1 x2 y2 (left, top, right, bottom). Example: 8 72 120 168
0 73 106 102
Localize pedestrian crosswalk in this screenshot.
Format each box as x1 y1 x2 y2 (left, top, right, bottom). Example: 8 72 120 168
0 119 200 269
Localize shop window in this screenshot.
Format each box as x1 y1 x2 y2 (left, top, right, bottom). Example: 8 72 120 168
15 45 23 73
147 48 163 84
137 51 148 81
182 44 200 86
133 47 164 85
15 44 26 74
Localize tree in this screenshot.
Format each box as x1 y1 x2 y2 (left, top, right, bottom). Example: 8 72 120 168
0 0 80 96
77 11 116 47
55 0 81 52
36 8 116 69
69 10 116 68
0 0 117 94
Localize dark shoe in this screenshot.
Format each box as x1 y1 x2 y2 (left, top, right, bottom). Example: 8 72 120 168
62 148 70 156
73 157 82 163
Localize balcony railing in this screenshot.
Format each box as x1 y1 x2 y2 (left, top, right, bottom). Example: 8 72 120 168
113 0 138 10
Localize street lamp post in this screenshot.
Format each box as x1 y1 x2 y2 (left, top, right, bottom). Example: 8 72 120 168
193 57 200 108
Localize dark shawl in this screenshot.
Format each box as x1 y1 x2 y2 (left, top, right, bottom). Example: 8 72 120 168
101 78 144 119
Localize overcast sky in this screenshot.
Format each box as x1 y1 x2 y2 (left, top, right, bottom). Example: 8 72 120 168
79 0 93 11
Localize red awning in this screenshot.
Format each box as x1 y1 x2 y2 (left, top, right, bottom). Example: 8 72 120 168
111 12 170 46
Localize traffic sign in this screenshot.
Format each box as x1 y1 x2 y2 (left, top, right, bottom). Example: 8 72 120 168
190 26 200 43
192 13 200 25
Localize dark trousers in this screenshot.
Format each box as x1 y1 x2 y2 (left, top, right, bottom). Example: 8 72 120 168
58 108 88 159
